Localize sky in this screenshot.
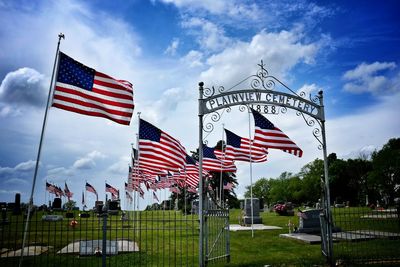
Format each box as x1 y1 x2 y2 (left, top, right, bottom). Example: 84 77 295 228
0 0 399 210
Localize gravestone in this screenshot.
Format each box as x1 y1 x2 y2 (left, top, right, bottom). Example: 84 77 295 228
79 240 118 255
13 193 21 215
296 209 321 234
108 200 120 215
42 215 64 221
191 200 199 215
79 213 90 218
52 198 62 211
243 198 262 224
1 208 9 225
95 201 104 214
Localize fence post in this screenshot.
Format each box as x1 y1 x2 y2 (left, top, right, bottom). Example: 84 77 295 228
102 206 108 267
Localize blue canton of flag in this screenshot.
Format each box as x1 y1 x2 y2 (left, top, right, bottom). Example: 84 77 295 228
223 129 268 163
57 53 95 90
202 145 236 172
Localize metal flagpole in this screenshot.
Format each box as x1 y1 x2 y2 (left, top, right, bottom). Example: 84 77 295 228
219 124 224 205
198 82 205 267
248 107 254 237
19 33 64 267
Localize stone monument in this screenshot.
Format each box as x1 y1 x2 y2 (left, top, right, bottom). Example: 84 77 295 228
243 198 262 225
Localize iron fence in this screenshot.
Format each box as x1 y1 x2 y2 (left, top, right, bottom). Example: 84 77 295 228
0 207 198 267
332 206 400 266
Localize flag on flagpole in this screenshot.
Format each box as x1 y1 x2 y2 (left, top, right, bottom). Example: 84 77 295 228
52 52 134 125
46 182 57 194
202 145 237 172
251 109 303 157
223 181 234 191
105 183 119 196
182 155 200 188
138 119 186 172
85 182 98 197
54 185 64 197
64 182 73 200
223 128 268 162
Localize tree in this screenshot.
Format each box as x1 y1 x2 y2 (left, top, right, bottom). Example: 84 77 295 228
244 178 270 205
369 138 400 206
298 159 324 204
64 200 76 210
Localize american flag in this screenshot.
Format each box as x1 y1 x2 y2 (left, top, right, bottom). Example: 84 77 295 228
106 183 119 196
223 181 234 191
64 182 73 199
52 52 134 125
187 187 198 194
251 109 303 157
139 119 186 172
223 129 268 162
182 155 201 188
85 182 98 196
54 185 64 197
202 145 237 172
125 182 133 192
46 182 56 194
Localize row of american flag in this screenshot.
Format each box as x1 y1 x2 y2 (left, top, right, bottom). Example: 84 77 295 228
48 52 302 203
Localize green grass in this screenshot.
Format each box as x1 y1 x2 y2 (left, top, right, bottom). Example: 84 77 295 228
1 207 399 266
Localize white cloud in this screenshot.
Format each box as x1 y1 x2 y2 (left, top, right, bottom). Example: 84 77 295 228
181 50 204 68
297 84 322 98
0 68 47 115
200 29 318 87
158 0 261 21
72 150 106 170
343 62 399 94
0 160 37 177
4 178 29 185
182 17 232 52
164 38 180 56
107 156 130 175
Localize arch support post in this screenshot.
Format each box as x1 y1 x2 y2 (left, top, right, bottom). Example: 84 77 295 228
198 82 205 267
319 91 334 265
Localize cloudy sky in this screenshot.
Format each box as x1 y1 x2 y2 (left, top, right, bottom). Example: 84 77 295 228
0 0 399 209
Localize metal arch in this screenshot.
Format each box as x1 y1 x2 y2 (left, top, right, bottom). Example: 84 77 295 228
197 62 334 266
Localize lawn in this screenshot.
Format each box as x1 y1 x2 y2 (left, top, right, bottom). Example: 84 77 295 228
1 207 399 266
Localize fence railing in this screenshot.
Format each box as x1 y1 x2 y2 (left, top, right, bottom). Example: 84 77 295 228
0 208 198 267
332 206 400 266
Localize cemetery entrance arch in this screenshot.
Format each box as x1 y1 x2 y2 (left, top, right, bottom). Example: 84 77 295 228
197 63 333 266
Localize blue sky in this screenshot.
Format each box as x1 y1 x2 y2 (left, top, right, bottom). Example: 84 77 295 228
0 0 399 209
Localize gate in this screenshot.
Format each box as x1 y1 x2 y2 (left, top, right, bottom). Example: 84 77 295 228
204 199 230 266
197 61 332 266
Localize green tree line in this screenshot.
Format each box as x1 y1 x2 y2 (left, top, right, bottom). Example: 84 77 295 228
244 138 400 207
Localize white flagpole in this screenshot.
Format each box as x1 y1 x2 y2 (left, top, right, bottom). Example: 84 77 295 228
219 124 224 205
19 33 65 267
248 107 254 237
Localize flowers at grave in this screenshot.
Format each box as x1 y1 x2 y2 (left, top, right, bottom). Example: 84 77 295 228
273 203 288 215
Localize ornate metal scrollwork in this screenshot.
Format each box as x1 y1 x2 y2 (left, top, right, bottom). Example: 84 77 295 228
296 110 323 150
238 104 248 113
